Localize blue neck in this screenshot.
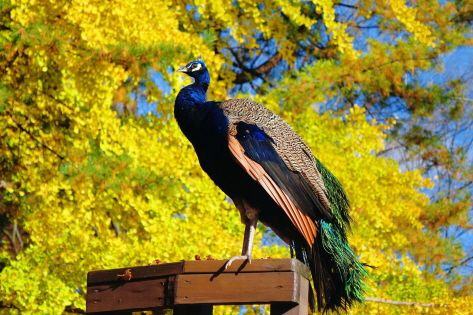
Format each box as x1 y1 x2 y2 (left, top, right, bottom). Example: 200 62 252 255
176 70 210 106
175 73 210 141
194 70 210 90
176 83 207 106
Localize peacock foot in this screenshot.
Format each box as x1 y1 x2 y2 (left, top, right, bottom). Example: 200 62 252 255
224 255 251 270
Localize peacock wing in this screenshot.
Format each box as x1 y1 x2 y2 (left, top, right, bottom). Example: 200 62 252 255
227 121 318 245
221 99 333 219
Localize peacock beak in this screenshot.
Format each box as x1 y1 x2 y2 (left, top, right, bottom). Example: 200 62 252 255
177 65 188 73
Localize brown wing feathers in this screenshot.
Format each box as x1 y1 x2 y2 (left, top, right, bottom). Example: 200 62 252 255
228 134 316 246
221 99 331 215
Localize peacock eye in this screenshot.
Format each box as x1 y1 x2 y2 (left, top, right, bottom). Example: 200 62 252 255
190 63 202 72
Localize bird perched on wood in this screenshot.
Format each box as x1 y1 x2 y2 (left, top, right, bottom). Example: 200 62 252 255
174 59 366 312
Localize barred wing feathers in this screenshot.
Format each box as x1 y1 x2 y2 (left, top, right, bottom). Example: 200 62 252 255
221 99 334 223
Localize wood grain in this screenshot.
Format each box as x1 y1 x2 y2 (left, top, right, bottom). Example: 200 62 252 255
86 259 311 314
174 272 298 305
87 262 183 285
87 278 166 313
181 258 306 275
270 276 309 315
87 261 184 285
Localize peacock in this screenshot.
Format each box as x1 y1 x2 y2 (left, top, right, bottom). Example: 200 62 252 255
174 59 367 312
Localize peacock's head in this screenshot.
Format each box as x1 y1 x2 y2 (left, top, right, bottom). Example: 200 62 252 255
177 59 208 80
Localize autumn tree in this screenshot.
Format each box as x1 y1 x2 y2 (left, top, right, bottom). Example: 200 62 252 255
0 0 471 314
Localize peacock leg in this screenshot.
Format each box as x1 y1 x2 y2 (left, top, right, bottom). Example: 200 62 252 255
224 218 257 269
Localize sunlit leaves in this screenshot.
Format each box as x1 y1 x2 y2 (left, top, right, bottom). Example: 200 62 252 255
0 0 471 314
390 2 436 47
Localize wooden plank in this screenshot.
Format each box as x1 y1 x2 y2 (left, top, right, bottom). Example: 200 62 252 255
174 272 298 305
87 259 310 285
182 259 304 274
87 278 167 313
86 259 311 314
173 304 213 315
87 262 183 285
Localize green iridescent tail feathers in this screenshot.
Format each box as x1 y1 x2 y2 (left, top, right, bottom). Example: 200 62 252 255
311 159 367 312
315 159 351 232
322 220 367 302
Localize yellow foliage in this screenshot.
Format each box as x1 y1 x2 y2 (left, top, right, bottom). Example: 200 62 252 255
390 2 436 47
312 0 360 59
0 0 468 314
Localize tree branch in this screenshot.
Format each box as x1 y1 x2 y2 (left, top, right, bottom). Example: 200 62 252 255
7 113 65 160
2 229 18 255
334 3 359 10
366 297 446 307
445 255 473 275
2 220 22 256
233 52 282 84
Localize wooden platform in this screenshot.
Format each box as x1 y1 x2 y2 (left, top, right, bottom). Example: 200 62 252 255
87 258 310 314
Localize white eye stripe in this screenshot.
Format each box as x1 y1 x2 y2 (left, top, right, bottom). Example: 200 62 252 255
190 63 202 72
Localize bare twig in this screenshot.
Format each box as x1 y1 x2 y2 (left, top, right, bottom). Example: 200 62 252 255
110 219 121 237
13 220 23 250
2 220 22 255
2 229 18 255
334 2 359 10
446 255 473 275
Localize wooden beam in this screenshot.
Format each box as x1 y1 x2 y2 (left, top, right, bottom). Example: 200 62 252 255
181 258 309 278
87 262 183 285
87 278 167 313
270 276 309 315
174 272 298 305
86 259 310 314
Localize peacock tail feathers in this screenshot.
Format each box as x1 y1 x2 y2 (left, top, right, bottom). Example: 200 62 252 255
315 158 351 234
315 158 367 309
320 220 367 305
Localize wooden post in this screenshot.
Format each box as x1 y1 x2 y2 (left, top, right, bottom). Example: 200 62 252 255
86 259 310 314
270 275 309 315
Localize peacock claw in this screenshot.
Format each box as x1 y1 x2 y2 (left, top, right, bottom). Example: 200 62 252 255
224 255 251 270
